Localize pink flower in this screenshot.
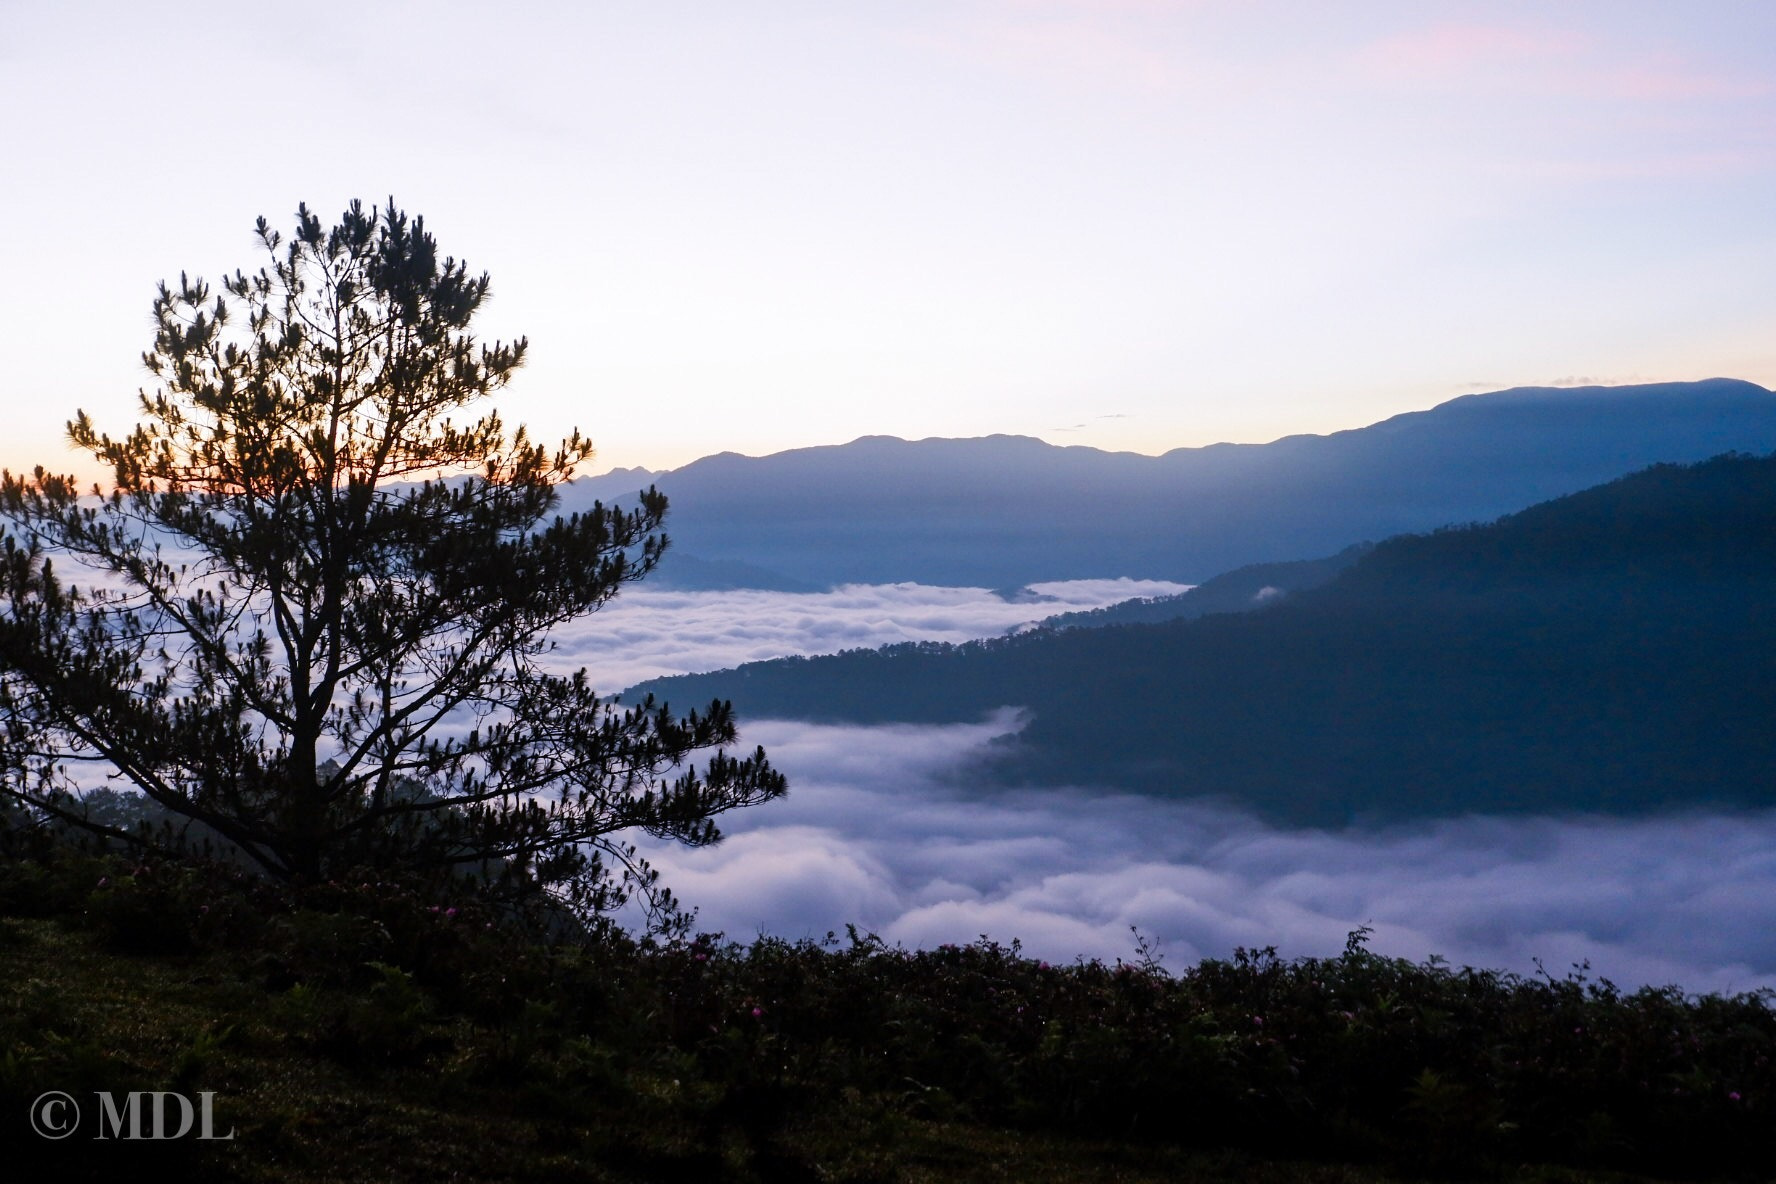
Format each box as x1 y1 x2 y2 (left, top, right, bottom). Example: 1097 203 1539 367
750 1007 763 1019
1729 1091 1743 1102
444 907 458 919
1252 1016 1264 1028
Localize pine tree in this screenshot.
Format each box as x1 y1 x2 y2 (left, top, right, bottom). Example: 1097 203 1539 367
0 199 783 928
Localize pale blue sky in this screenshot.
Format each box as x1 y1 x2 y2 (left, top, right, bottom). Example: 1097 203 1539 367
3 1 1772 479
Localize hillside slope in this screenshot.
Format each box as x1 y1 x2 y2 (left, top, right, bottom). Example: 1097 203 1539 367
628 452 1776 824
1032 544 1370 630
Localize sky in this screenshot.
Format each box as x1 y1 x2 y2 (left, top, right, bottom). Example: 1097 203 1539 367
4 1 1774 481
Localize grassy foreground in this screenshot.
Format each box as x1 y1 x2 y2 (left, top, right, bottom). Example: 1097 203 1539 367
0 841 1770 1182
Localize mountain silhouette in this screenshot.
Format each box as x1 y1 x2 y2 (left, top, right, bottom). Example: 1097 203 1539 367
566 378 1776 587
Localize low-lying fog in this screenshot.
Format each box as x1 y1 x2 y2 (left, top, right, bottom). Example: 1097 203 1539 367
573 582 1776 994
551 577 1191 689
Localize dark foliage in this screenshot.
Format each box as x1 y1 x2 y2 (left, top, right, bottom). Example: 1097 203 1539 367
0 200 783 927
2 839 1770 1181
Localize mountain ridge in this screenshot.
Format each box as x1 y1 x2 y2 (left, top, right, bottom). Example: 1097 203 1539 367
563 379 1776 587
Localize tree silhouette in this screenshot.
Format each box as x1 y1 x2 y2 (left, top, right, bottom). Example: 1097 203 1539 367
0 199 783 928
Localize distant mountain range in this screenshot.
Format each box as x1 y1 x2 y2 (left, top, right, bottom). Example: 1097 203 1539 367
626 452 1776 825
564 378 1776 587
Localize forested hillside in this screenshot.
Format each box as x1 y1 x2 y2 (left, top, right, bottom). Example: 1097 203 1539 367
627 452 1776 824
1032 544 1370 630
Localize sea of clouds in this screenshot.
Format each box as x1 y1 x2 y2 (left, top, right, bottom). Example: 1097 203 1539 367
546 577 1190 689
58 525 1774 993
546 581 1776 995
634 712 1776 996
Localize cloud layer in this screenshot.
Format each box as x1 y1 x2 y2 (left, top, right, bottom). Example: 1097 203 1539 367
545 578 1189 690
635 711 1776 996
